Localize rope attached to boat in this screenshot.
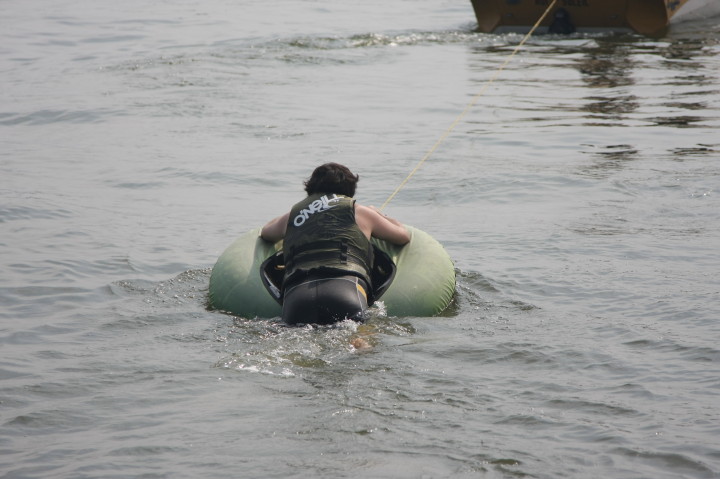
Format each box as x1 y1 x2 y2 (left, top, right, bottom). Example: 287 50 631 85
380 0 559 210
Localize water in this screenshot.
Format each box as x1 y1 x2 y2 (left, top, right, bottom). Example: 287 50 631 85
2 0 719 477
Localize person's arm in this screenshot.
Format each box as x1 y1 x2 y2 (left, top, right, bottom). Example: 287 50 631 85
355 204 411 245
261 212 289 243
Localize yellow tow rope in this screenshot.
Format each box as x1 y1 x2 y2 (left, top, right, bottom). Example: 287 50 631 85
380 0 559 210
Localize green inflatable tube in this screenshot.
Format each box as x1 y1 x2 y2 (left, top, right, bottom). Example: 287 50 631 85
208 226 455 318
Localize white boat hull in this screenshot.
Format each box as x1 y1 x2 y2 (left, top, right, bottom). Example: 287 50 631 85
671 0 720 24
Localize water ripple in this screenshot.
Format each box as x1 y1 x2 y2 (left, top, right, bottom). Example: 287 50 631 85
0 108 119 125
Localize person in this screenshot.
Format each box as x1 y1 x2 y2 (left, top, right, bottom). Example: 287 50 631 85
261 163 410 326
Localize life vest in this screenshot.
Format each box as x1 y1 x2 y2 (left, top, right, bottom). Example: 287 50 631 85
283 193 374 288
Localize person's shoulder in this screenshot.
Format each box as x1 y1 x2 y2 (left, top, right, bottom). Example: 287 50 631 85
355 203 380 215
354 203 374 217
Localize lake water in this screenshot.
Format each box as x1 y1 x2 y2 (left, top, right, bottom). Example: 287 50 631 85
1 1 719 477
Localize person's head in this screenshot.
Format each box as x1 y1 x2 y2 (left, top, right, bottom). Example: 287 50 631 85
304 163 359 197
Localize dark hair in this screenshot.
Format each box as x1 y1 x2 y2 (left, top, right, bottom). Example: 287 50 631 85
304 163 359 197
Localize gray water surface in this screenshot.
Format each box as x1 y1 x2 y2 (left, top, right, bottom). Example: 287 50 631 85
1 1 719 478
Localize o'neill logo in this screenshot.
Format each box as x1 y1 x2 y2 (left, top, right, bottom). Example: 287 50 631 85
293 194 341 226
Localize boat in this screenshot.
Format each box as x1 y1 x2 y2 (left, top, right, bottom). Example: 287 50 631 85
469 0 720 35
208 226 456 319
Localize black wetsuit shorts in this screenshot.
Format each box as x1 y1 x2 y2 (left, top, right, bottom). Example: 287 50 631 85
282 274 369 325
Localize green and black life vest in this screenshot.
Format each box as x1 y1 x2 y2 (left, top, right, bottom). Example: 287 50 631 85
283 193 373 287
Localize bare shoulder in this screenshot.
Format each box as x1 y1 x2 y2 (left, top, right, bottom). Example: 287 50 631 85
354 203 376 219
355 203 410 245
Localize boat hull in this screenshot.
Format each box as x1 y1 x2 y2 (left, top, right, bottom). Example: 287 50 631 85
469 0 720 35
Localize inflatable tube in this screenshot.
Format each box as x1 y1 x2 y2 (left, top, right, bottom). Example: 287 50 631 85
208 226 455 318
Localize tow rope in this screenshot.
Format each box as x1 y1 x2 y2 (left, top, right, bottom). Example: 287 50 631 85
380 0 560 210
